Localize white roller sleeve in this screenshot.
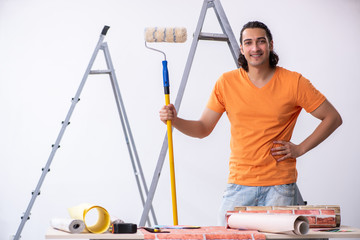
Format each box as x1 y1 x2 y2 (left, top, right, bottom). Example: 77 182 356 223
144 27 187 43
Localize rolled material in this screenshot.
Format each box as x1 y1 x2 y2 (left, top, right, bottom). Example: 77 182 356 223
50 218 85 233
68 203 111 234
144 27 187 43
227 213 309 235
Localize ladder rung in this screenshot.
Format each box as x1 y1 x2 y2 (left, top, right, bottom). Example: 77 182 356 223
90 70 111 74
198 32 229 41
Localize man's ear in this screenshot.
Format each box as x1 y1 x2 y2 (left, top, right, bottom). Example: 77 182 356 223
240 44 244 54
269 40 274 51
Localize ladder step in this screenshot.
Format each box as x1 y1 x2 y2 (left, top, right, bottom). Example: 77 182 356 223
198 32 229 41
90 70 111 74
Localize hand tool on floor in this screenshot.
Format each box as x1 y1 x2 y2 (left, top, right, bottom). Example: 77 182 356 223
144 27 187 225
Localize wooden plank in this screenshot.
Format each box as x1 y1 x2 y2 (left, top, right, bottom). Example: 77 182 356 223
264 226 360 239
45 228 144 239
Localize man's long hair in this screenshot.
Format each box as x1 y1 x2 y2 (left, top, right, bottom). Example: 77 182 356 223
238 21 279 71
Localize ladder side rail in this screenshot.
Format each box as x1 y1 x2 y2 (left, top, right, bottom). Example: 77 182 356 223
139 0 212 227
139 134 168 226
101 44 147 217
13 33 106 240
105 45 158 224
102 43 157 225
212 0 240 68
173 0 212 112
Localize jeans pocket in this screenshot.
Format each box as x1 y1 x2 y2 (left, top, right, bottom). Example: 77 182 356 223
222 183 241 199
274 183 295 198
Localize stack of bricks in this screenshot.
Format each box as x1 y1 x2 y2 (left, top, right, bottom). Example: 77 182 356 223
140 226 266 240
226 205 340 228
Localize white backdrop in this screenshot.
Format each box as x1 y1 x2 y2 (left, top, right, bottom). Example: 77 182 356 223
1 0 359 239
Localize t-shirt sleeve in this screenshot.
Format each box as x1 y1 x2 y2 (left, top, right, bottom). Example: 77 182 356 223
206 77 226 113
297 75 326 113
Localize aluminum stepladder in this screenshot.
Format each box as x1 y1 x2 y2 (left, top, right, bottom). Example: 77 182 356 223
139 0 306 226
13 26 157 240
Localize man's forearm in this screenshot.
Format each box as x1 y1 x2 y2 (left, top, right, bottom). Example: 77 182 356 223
171 117 211 139
299 103 342 156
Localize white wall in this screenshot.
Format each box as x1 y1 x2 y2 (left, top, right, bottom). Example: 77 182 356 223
1 0 359 239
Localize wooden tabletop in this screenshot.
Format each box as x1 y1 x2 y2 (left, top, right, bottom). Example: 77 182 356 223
264 226 360 239
45 226 360 239
46 228 144 239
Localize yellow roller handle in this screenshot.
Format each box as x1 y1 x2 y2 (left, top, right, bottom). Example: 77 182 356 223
165 93 178 225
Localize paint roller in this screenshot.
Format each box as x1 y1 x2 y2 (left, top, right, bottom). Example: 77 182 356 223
144 27 187 43
144 27 187 226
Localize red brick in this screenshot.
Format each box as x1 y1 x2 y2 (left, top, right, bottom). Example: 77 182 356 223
202 226 226 231
311 224 336 228
254 233 267 240
320 209 335 215
141 227 265 240
268 210 293 214
240 210 268 213
205 233 253 239
294 209 320 215
157 233 204 239
140 230 155 239
299 205 340 213
316 217 336 226
228 205 341 229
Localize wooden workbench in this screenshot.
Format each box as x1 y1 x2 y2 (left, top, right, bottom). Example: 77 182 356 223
265 226 360 239
46 228 143 239
46 226 360 240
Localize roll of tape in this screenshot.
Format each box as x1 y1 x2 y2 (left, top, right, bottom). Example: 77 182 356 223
68 203 111 234
112 223 137 234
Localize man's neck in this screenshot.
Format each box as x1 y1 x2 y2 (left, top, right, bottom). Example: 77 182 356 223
247 65 276 88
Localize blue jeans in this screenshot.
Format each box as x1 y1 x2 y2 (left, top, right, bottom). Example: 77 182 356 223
218 183 295 226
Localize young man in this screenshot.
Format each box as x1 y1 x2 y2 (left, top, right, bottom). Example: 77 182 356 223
159 21 342 225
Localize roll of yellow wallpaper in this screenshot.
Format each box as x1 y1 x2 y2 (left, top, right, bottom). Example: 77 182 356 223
68 203 111 234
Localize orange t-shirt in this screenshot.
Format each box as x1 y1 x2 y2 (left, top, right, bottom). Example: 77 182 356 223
207 67 326 186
